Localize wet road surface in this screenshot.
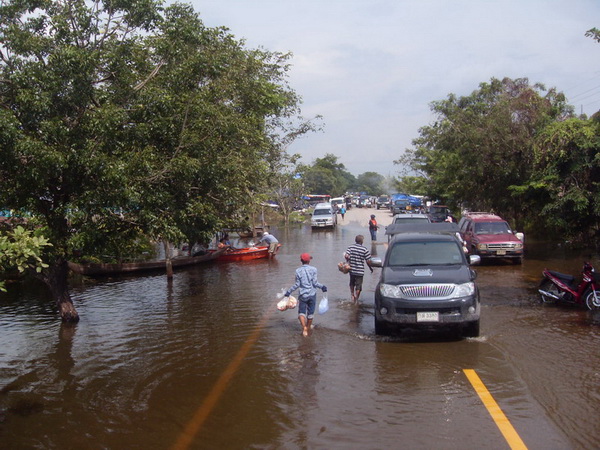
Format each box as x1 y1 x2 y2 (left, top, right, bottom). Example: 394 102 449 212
1 206 599 449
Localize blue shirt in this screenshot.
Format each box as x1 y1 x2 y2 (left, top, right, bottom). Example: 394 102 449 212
285 264 324 299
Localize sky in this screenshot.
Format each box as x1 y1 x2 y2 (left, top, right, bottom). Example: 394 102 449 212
183 0 600 176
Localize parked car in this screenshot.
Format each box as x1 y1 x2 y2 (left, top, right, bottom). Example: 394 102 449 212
428 204 452 222
391 199 412 214
371 223 481 337
310 202 337 229
458 212 524 263
376 195 390 210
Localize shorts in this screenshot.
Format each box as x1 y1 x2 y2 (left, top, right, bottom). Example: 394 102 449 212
298 293 316 319
349 273 364 291
268 242 278 254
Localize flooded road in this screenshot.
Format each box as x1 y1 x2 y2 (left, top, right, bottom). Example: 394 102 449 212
1 207 599 449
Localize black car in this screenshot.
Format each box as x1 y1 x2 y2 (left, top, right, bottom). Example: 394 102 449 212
371 223 481 337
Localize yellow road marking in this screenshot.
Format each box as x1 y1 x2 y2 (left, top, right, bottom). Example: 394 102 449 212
463 369 528 450
171 305 275 450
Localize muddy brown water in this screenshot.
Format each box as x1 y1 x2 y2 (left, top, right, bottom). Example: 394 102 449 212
1 207 599 449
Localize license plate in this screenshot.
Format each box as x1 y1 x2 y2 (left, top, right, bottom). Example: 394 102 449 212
417 311 439 322
496 250 506 255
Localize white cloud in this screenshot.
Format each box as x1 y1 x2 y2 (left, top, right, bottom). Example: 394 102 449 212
189 0 600 176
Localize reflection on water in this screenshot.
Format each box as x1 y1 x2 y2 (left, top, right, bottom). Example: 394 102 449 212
0 228 598 448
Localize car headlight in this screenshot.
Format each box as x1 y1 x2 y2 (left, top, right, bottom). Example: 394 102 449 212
477 243 487 250
452 282 475 298
380 283 403 298
514 243 523 249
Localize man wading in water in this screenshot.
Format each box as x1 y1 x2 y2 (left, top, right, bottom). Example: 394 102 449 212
284 253 327 337
344 235 373 304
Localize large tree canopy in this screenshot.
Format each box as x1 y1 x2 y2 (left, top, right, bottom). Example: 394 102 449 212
400 77 573 225
299 153 356 196
0 0 309 321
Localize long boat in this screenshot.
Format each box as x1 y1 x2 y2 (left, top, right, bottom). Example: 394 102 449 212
68 248 227 276
212 244 281 262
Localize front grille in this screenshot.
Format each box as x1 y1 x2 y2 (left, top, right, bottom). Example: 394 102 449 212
487 243 516 249
400 284 455 298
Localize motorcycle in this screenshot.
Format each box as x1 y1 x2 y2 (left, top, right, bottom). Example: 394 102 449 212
538 262 600 310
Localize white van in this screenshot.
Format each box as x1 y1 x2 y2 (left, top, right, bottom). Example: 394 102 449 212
311 202 337 229
331 197 345 211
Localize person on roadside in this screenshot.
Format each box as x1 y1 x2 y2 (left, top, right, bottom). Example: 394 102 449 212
368 214 379 241
344 234 373 304
284 253 327 337
339 204 346 220
257 231 279 258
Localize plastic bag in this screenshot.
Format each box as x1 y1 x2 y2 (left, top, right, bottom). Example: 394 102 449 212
276 289 297 311
318 295 329 314
338 262 350 273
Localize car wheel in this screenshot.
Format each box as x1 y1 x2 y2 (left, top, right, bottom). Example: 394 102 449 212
374 318 391 336
463 320 480 338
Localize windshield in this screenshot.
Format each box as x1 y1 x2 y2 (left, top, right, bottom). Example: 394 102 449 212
313 209 331 216
474 221 511 234
388 241 463 266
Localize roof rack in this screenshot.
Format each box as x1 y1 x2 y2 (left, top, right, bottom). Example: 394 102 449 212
385 222 459 236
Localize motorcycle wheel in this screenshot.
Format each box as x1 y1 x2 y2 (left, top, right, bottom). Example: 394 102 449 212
584 289 600 311
539 279 561 304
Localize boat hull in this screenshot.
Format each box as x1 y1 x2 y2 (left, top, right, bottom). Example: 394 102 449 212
214 245 280 262
68 248 226 276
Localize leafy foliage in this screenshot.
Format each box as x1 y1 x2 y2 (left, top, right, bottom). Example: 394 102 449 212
0 0 310 319
0 226 52 292
401 77 573 225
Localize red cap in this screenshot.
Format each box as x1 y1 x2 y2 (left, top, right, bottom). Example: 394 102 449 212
300 253 312 263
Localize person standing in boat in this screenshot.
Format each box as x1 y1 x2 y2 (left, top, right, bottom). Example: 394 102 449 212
257 231 279 258
284 253 327 337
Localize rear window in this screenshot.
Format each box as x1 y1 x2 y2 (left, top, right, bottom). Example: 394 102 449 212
388 241 463 266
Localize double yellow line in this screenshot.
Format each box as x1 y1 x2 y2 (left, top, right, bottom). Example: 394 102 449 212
464 369 528 450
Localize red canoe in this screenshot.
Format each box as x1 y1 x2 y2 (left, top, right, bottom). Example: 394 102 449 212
213 244 281 262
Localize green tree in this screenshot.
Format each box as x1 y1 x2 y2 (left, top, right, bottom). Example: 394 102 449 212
517 118 600 242
401 77 572 222
0 226 52 292
0 1 309 321
355 172 384 195
300 153 355 196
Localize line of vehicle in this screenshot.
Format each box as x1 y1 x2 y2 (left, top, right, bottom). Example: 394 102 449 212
170 304 275 450
463 369 528 450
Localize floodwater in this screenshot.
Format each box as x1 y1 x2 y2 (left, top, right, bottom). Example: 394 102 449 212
1 209 599 449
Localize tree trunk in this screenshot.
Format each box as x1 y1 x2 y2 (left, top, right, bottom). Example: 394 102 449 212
41 257 80 323
164 241 174 279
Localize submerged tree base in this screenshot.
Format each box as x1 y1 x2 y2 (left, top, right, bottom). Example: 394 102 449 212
58 299 79 323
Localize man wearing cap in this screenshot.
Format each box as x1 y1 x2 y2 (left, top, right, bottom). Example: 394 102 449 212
344 235 373 304
368 214 379 241
257 231 279 258
284 253 327 337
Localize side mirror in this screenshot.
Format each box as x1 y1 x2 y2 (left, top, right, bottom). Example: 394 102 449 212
469 255 481 266
370 257 383 268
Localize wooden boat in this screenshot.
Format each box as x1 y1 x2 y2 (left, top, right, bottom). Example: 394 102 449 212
212 244 281 262
68 248 226 276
